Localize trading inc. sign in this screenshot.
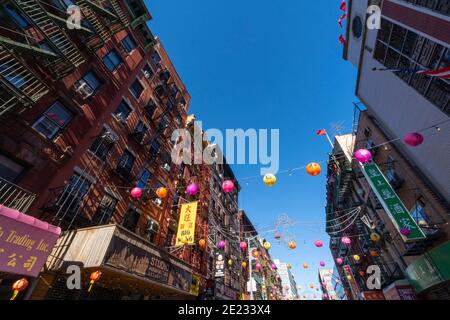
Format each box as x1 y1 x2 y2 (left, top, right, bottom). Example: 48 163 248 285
362 163 425 242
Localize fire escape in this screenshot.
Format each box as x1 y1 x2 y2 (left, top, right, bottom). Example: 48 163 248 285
0 43 49 116
12 0 86 77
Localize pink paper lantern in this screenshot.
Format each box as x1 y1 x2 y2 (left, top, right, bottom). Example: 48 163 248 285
336 258 344 265
271 263 277 270
320 261 326 267
400 227 411 236
314 240 323 248
186 183 199 196
354 149 372 164
130 187 143 199
341 236 351 245
217 240 226 250
335 279 340 283
313 294 317 299
404 132 424 147
256 262 261 270
222 180 235 193
239 241 248 251
323 293 328 299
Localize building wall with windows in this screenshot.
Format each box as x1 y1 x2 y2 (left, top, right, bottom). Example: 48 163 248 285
343 0 450 203
0 0 204 300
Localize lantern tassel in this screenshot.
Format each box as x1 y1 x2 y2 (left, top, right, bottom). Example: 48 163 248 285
88 280 95 293
10 290 19 300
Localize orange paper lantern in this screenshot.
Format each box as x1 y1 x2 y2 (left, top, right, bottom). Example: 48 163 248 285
10 278 29 300
288 241 297 249
198 239 206 248
242 261 247 268
252 249 260 258
88 271 102 292
156 187 168 199
306 163 321 176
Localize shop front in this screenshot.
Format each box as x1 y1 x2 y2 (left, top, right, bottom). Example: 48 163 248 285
405 240 450 300
32 224 200 300
0 205 61 300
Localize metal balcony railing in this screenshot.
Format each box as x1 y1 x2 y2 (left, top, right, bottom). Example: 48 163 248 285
0 177 37 213
75 0 111 43
13 0 86 75
0 43 49 116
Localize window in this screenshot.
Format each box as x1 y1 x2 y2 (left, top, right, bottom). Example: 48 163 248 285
149 141 160 158
122 207 140 232
129 79 144 99
92 194 118 225
143 64 154 79
4 4 31 29
410 200 437 236
134 121 148 142
113 100 132 122
145 219 160 243
159 115 169 131
352 16 363 39
33 102 73 139
103 49 123 72
374 19 450 115
0 154 24 182
136 169 151 189
78 71 102 93
133 121 147 143
151 51 162 65
90 128 116 161
55 173 92 221
117 150 135 174
121 35 137 53
170 84 179 98
145 100 157 119
175 115 182 126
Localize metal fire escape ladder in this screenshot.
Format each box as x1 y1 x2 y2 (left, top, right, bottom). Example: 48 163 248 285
13 0 85 73
0 43 49 116
109 0 130 27
76 0 111 43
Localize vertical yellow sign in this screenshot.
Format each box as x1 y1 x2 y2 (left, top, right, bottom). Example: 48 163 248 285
176 201 198 246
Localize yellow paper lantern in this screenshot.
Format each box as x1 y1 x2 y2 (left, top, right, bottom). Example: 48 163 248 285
264 242 271 250
263 174 277 186
303 263 309 269
370 232 381 242
353 255 361 261
347 275 353 281
228 259 233 266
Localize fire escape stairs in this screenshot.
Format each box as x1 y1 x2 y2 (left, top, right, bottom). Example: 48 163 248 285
109 0 130 27
0 43 49 116
13 0 85 78
75 0 111 44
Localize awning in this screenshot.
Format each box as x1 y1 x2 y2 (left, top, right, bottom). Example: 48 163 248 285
0 205 61 277
405 240 450 294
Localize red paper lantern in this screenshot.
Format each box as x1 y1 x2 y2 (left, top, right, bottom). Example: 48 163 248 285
404 132 424 147
88 271 102 292
10 278 29 300
130 187 143 199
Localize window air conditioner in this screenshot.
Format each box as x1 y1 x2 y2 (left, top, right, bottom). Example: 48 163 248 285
162 163 171 172
75 81 94 98
152 198 163 207
144 70 152 79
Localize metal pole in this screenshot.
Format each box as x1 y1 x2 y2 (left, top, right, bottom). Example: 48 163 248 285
247 236 254 301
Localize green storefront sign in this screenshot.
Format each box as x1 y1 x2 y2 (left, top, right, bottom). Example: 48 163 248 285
405 241 450 293
362 162 426 242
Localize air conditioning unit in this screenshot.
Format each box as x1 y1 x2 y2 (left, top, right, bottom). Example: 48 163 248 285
152 198 163 207
162 163 171 172
75 81 94 99
144 70 152 79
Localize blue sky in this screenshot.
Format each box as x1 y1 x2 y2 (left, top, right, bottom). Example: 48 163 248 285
146 0 357 299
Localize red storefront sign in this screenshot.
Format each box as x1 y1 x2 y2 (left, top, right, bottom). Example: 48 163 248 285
362 291 386 300
0 205 61 277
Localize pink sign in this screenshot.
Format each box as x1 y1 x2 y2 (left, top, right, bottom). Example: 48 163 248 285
0 205 61 277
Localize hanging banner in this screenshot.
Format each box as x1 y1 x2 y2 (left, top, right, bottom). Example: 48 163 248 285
214 250 225 278
175 201 198 246
361 163 426 242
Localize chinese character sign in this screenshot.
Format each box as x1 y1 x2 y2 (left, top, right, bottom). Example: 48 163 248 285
0 205 61 277
362 163 425 241
175 201 198 246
